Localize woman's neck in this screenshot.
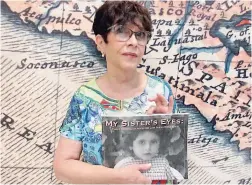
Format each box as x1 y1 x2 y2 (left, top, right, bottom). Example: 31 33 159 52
105 69 140 88
96 68 147 100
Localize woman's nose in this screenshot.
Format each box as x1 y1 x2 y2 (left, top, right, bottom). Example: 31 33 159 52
127 34 138 46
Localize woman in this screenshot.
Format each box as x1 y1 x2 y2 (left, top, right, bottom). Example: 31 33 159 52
53 1 177 184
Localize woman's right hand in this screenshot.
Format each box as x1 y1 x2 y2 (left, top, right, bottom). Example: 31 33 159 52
117 163 152 184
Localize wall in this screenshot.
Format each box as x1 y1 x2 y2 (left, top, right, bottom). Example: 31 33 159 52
1 0 251 184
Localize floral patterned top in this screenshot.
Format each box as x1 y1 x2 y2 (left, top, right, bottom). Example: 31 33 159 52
59 74 176 165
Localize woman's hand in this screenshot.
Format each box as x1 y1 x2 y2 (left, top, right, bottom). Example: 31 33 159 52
146 93 174 114
117 164 152 184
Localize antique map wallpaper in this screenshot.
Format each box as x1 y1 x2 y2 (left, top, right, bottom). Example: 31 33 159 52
1 0 251 184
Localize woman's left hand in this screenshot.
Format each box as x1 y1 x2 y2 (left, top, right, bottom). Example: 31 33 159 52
146 93 174 114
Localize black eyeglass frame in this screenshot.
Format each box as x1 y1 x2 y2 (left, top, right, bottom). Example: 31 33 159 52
107 24 152 45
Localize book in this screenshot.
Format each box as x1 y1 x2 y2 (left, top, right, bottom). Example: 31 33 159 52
102 113 188 184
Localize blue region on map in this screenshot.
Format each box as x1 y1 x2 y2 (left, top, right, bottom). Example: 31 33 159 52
180 45 224 53
205 0 215 6
167 1 192 51
209 11 251 56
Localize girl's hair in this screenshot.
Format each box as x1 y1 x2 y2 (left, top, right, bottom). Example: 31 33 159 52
122 129 169 155
92 1 152 43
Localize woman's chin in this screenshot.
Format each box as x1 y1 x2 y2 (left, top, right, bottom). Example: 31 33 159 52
121 62 139 71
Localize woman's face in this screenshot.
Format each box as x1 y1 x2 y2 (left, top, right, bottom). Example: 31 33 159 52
132 131 160 160
101 21 148 71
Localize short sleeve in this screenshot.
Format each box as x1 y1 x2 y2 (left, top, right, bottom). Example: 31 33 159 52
163 81 178 113
59 93 83 141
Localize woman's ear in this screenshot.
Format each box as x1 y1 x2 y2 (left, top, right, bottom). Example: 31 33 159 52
95 34 105 57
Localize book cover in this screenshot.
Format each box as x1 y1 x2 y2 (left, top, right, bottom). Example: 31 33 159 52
102 113 188 184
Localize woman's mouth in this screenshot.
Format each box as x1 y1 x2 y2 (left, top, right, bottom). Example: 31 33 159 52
122 52 138 58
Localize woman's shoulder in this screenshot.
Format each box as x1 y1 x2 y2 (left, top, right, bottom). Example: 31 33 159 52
146 73 165 84
145 73 173 98
73 78 103 101
77 78 98 94
146 73 172 89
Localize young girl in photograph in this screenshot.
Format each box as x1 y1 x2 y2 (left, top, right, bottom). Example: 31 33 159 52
114 129 184 182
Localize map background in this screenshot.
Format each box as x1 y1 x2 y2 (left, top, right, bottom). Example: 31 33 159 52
1 0 251 184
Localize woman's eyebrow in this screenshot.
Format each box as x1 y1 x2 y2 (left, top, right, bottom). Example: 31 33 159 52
127 22 145 31
136 26 145 31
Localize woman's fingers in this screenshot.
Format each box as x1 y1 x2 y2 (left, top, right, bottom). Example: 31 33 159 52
167 96 174 113
146 105 156 115
149 94 168 107
147 94 174 114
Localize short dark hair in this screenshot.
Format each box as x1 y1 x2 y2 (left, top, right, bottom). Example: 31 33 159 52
92 1 152 43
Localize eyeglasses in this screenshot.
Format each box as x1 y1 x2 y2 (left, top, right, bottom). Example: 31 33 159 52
107 25 152 46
